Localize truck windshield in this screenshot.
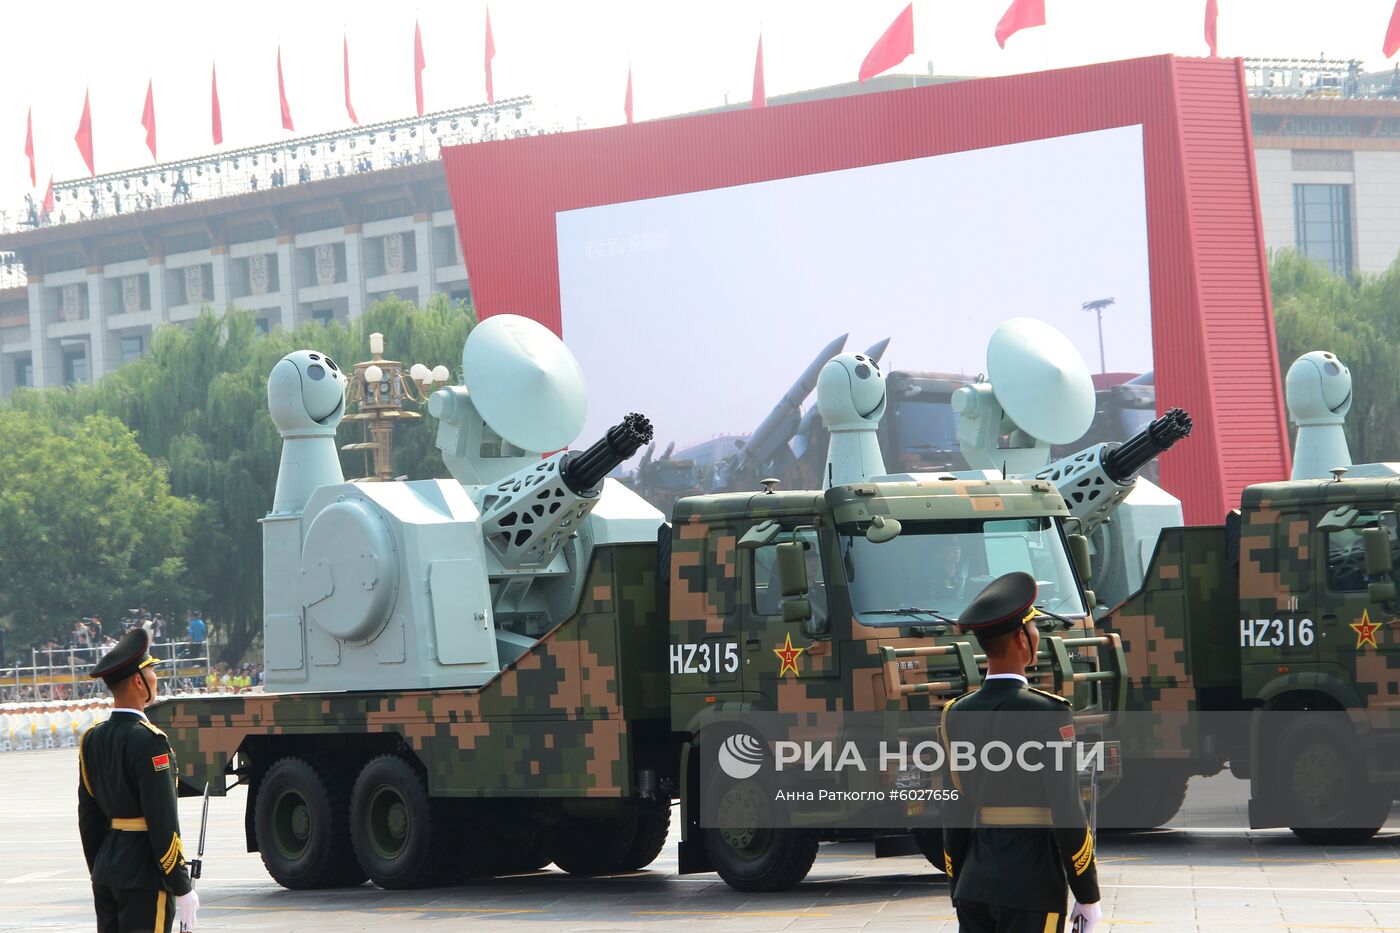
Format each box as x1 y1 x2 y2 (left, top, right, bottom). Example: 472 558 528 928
842 517 1085 627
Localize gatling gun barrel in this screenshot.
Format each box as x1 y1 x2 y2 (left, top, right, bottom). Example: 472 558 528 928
1101 407 1193 483
561 413 654 496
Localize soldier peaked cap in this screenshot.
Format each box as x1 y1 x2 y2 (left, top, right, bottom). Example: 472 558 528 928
89 627 160 686
956 571 1038 639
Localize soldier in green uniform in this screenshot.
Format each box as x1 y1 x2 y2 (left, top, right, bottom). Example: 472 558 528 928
79 628 200 932
940 572 1102 933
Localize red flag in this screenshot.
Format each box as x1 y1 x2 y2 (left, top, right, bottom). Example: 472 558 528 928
624 65 634 124
1386 1 1400 57
859 4 914 83
752 35 766 108
343 36 359 125
141 80 157 162
484 7 496 104
74 88 94 177
42 174 54 216
1205 0 1219 56
211 63 223 145
277 46 295 132
24 106 35 187
995 0 1045 49
414 20 427 116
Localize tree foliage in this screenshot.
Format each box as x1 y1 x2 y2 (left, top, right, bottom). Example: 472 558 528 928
1270 249 1400 464
0 412 199 650
2 295 473 663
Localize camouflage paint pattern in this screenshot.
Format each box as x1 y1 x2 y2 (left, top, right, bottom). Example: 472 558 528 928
148 543 666 799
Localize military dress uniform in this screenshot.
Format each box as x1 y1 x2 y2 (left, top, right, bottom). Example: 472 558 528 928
940 573 1100 933
79 629 193 933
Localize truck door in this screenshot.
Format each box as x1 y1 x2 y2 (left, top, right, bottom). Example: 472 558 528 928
668 521 744 697
1240 508 1319 671
1316 507 1400 687
740 524 840 707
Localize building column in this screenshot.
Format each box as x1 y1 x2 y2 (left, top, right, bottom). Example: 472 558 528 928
414 214 434 304
210 245 231 313
344 226 364 320
148 256 167 324
26 279 55 388
86 268 109 382
276 235 297 330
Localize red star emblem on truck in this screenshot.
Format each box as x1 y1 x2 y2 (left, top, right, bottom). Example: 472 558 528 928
1351 609 1381 650
773 633 805 677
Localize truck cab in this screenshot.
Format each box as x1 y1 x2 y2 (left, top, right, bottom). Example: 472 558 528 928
665 475 1127 888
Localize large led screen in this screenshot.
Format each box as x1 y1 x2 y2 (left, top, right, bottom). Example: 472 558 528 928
556 125 1154 508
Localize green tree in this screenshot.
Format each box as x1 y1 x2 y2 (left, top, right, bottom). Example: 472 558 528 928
0 412 199 650
1270 249 1400 463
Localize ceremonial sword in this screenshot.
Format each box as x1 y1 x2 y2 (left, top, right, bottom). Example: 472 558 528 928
181 782 210 933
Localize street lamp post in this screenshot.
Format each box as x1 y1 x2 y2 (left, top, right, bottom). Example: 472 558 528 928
1081 297 1116 374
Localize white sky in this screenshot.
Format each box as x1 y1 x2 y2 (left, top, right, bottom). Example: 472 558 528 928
3 0 1398 211
557 126 1151 453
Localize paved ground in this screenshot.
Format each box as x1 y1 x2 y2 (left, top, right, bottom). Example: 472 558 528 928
3 746 1398 932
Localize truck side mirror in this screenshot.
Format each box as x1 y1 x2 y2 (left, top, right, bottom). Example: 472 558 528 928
1363 526 1396 606
776 541 809 597
1067 533 1092 584
782 598 813 626
1066 532 1096 614
1363 526 1394 577
865 515 902 544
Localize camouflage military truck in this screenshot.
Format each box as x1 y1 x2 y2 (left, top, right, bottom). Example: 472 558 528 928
1096 470 1400 841
144 324 1129 894
147 473 1123 892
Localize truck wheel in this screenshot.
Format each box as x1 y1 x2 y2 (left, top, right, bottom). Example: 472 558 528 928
702 783 817 892
551 808 638 875
1280 718 1390 845
1098 771 1189 831
349 755 453 889
620 799 671 870
254 756 365 889
489 827 552 875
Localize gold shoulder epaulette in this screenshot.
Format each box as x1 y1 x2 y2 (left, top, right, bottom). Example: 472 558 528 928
1028 686 1072 706
138 719 168 738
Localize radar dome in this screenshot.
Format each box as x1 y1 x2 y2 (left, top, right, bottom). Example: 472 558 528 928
462 315 587 453
267 350 347 434
986 317 1095 445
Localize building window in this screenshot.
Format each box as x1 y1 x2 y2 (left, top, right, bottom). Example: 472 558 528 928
254 317 272 336
63 348 88 385
13 354 32 388
1293 183 1353 274
312 308 334 327
121 334 144 363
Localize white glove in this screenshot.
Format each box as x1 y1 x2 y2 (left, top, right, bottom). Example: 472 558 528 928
176 890 199 931
1070 900 1102 932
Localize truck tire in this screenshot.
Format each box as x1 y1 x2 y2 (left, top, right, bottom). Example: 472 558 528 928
1279 718 1390 846
349 755 455 889
1098 770 1189 831
551 806 640 875
620 799 671 870
702 782 818 892
489 827 552 875
254 756 365 889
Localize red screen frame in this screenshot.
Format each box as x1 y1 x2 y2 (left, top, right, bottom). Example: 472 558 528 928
442 54 1288 524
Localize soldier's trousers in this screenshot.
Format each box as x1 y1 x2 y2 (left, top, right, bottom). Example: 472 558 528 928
956 900 1065 933
93 883 174 933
